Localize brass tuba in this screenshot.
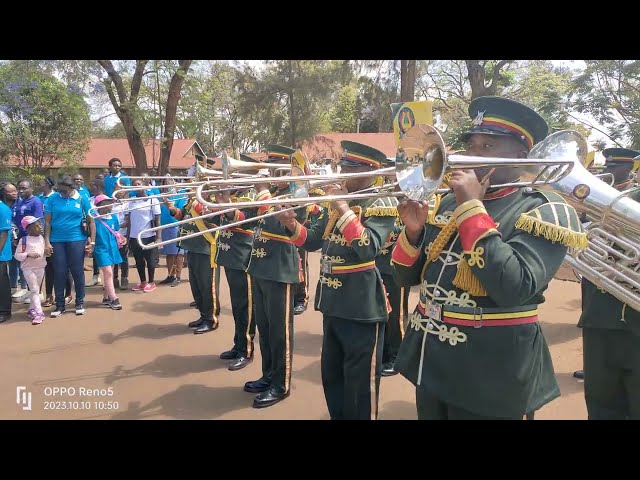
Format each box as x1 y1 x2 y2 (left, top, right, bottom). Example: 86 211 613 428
534 132 640 310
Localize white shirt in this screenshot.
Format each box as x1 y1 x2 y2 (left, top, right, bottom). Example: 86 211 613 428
14 235 47 270
128 198 161 240
111 203 129 236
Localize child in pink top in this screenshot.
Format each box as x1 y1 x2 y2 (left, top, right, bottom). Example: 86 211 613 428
14 216 47 324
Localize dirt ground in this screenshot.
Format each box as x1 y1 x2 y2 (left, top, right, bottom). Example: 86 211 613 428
1 252 587 420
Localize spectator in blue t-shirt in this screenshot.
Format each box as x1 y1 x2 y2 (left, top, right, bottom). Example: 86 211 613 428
1 182 27 299
0 184 14 322
44 175 96 317
104 158 131 198
14 180 44 238
72 174 91 199
37 176 72 308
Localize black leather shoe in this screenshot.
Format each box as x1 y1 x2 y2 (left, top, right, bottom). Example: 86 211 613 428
188 319 204 329
381 362 398 377
253 388 289 408
293 304 307 315
220 349 239 360
194 322 217 334
229 356 253 371
0 314 11 323
573 370 584 380
244 378 271 393
189 301 197 307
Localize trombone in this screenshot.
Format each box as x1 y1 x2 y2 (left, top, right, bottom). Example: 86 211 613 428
192 124 584 211
137 125 587 250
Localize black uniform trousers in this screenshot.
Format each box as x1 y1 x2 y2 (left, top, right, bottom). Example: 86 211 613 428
381 273 410 364
252 277 294 395
415 389 524 420
188 252 219 326
224 267 256 358
293 247 309 307
321 315 385 420
583 328 640 420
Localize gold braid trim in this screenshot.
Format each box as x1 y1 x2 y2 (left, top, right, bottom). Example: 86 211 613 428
364 206 398 217
514 215 588 250
452 254 488 297
427 217 457 263
427 215 488 297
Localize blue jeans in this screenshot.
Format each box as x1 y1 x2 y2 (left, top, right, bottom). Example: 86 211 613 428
51 240 86 310
9 244 27 289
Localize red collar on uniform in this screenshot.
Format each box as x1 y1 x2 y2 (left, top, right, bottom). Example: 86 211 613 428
483 187 519 200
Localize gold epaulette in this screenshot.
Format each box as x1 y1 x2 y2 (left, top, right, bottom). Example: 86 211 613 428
514 191 588 250
364 206 398 217
364 196 399 217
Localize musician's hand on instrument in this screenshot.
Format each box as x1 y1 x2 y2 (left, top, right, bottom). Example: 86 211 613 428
398 199 429 246
276 209 298 231
449 170 489 205
324 183 348 211
255 181 270 193
323 183 347 197
214 191 231 203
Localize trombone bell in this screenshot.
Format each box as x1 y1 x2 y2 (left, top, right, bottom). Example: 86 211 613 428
395 125 583 201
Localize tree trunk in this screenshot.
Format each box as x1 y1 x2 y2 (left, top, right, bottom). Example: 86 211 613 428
97 60 149 175
158 60 192 175
400 60 416 102
465 60 511 100
288 60 296 147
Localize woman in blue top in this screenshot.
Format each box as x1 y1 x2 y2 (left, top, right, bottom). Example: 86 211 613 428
44 175 96 317
0 183 14 322
91 194 123 310
38 177 73 308
158 175 187 286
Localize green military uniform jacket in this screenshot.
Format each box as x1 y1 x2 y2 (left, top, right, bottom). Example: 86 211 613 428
578 182 640 338
391 187 587 417
376 217 402 276
286 194 398 323
245 188 301 284
215 190 256 271
175 199 216 257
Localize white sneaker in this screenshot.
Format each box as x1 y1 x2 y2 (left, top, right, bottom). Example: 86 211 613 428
12 288 27 298
75 305 86 315
14 291 31 303
87 275 102 287
24 293 45 304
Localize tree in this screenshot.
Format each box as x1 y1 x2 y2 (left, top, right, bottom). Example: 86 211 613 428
0 63 91 171
571 60 640 148
419 60 582 148
330 85 358 132
352 61 401 133
466 60 514 99
97 60 193 174
236 60 350 147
